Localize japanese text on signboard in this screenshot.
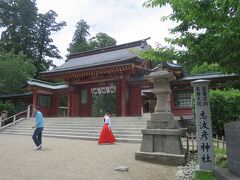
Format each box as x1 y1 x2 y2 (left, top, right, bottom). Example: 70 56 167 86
193 81 214 170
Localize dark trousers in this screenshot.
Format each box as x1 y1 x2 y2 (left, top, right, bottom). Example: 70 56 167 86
32 127 43 147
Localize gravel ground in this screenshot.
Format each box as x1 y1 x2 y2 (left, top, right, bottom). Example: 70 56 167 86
0 134 177 180
175 153 197 180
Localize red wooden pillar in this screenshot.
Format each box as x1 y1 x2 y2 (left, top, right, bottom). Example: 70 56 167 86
78 86 91 117
32 92 38 117
87 88 92 116
52 95 60 117
69 92 80 117
129 86 142 116
74 92 80 116
79 87 92 117
68 90 73 117
32 93 38 108
117 78 126 116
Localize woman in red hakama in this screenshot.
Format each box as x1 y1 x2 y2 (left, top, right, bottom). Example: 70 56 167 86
98 113 116 144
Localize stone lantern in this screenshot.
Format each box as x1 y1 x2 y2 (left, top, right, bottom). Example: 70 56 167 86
135 64 186 166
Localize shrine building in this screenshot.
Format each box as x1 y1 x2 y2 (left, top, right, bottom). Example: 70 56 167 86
1 39 238 117
33 38 154 117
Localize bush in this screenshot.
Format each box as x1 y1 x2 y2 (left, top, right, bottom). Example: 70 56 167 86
214 147 227 168
210 89 240 136
0 101 16 117
192 88 240 136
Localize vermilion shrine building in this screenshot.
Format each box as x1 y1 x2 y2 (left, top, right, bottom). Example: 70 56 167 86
33 39 154 117
0 39 238 117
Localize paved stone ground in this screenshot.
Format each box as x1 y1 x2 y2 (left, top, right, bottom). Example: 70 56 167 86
0 134 177 180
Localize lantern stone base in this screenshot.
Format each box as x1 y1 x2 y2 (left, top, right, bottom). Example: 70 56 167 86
135 111 186 166
135 151 186 166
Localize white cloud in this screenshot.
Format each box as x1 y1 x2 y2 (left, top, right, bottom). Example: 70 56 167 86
36 0 176 66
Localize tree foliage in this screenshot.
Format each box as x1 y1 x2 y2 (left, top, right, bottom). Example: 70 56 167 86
0 51 36 94
67 20 90 53
89 33 117 49
35 10 66 72
67 20 117 54
190 62 222 74
143 0 240 74
0 0 66 73
0 101 16 118
209 89 240 136
0 0 38 56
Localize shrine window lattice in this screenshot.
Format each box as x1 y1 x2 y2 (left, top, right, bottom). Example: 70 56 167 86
174 91 192 107
37 95 52 107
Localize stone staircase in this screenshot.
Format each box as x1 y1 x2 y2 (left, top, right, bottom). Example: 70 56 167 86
0 116 149 143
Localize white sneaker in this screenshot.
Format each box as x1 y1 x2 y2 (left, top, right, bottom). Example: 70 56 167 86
33 145 42 150
37 145 42 150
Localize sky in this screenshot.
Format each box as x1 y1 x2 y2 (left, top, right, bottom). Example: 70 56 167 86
36 0 176 66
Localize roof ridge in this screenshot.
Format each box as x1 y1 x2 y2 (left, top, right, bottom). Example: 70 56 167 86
27 78 66 86
67 37 150 60
185 72 223 77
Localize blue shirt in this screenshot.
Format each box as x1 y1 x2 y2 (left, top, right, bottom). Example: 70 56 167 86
35 111 44 128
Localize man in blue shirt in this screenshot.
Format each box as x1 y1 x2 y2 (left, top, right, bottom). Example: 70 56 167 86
32 106 44 150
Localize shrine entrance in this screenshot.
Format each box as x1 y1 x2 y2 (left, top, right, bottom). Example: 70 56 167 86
91 86 116 117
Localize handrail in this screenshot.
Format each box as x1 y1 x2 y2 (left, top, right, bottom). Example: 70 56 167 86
0 105 31 129
1 109 28 123
0 118 25 130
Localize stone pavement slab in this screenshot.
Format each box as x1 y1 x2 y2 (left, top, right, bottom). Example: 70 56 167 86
0 134 176 180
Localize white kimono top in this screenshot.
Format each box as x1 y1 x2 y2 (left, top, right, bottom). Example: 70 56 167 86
104 115 111 128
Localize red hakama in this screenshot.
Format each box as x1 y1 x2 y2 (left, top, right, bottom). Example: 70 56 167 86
98 124 116 144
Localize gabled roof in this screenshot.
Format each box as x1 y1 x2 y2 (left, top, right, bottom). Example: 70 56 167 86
153 61 182 70
41 38 151 76
175 72 239 81
26 79 68 90
0 92 32 99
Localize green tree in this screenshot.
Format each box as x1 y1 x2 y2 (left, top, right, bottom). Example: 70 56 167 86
0 51 36 94
67 19 90 53
191 62 222 74
67 20 117 54
0 0 66 72
0 0 38 56
35 10 66 72
143 0 240 74
209 89 240 135
89 33 117 50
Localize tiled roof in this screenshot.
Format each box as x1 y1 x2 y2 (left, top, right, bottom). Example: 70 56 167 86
0 92 32 98
41 38 151 75
175 72 238 81
27 79 68 89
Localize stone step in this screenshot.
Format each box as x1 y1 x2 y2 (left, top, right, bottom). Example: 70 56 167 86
20 118 147 122
0 131 142 143
22 120 147 124
2 129 143 139
0 117 147 143
6 127 142 135
15 125 146 130
17 120 146 125
16 124 146 130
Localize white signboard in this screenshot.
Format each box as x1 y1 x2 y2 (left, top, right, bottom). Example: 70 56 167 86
91 86 116 95
191 80 214 170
